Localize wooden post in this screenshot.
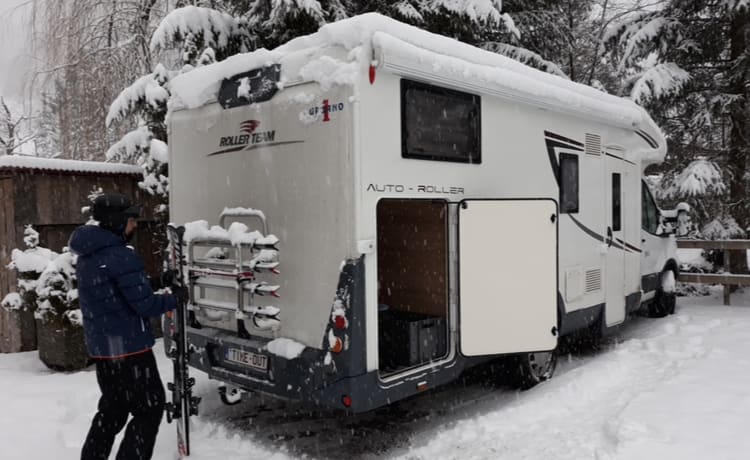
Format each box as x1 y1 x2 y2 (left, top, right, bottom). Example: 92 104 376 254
724 250 731 306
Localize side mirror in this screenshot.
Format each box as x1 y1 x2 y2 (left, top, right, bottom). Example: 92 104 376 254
660 202 691 237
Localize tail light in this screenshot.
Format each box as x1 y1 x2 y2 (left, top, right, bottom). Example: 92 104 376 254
333 315 347 330
330 336 343 353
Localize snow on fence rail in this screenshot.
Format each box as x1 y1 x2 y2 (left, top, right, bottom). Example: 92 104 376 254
676 239 750 305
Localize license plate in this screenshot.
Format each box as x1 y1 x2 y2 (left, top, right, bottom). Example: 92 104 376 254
225 348 268 371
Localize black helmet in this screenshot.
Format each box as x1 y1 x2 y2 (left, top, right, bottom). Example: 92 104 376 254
92 193 142 233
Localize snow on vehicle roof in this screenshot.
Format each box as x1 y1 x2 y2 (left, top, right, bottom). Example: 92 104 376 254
0 155 143 175
169 13 665 160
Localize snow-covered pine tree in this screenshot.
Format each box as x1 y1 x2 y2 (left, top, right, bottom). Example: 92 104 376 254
347 0 424 23
221 0 350 49
106 64 171 202
480 0 569 78
412 0 515 46
480 0 629 84
606 1 749 256
150 4 252 65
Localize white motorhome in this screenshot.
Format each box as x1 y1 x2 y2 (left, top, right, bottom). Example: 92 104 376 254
165 13 684 412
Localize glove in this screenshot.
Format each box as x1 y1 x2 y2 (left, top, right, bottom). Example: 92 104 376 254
150 269 177 291
172 285 190 305
160 269 177 288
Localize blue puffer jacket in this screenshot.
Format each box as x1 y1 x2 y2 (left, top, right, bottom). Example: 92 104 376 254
69 225 176 358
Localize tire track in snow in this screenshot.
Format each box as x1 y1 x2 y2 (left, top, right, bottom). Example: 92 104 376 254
177 301 748 459
395 308 729 460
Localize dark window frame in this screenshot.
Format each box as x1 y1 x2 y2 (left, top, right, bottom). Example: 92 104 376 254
559 153 579 214
400 79 481 164
218 64 281 109
612 173 622 231
641 180 660 234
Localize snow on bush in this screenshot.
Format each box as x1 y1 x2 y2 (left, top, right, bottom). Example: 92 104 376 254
4 226 59 313
9 245 57 275
1 293 23 311
34 250 80 324
7 226 58 275
2 225 79 321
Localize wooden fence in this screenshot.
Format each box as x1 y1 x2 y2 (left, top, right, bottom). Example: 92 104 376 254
677 239 750 305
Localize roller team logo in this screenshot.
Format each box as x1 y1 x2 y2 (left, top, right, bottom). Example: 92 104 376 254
219 120 274 147
208 120 303 157
240 119 260 134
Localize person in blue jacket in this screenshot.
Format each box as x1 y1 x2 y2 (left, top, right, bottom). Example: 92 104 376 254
69 193 183 460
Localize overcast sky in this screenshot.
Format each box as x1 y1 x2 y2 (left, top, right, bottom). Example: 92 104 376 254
1 0 34 98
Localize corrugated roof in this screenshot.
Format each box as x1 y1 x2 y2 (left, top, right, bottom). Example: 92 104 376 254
0 155 143 176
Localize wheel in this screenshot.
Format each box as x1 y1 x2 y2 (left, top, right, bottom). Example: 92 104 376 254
647 270 677 318
218 385 243 405
508 350 558 390
648 289 676 317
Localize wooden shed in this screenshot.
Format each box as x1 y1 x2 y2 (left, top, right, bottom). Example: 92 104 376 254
0 155 165 353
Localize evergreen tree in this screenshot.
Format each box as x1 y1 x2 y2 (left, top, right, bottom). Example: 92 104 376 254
606 1 749 254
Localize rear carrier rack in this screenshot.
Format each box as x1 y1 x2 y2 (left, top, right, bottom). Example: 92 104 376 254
183 208 281 338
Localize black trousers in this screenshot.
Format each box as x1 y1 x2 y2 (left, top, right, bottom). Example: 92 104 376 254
81 350 166 460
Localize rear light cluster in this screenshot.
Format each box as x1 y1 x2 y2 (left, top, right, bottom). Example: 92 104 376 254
328 300 352 409
328 300 348 354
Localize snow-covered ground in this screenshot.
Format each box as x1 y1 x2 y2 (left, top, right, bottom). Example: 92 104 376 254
2 288 750 460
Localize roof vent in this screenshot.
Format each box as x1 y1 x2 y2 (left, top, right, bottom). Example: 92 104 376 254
585 133 601 156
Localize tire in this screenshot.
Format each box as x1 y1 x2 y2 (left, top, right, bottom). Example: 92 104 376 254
648 290 676 317
647 271 677 318
508 350 558 390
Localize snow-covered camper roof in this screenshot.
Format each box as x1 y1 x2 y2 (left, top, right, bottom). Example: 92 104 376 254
170 13 666 163
0 155 143 176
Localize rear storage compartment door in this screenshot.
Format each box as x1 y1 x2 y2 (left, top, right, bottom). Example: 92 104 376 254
459 199 558 356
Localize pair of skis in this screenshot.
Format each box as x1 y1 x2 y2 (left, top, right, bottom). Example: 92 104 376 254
165 225 200 458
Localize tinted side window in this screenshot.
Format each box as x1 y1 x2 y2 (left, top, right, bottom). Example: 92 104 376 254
560 153 579 213
641 181 659 234
401 80 481 163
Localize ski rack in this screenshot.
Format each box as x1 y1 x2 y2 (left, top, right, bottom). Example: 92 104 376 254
186 211 281 338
